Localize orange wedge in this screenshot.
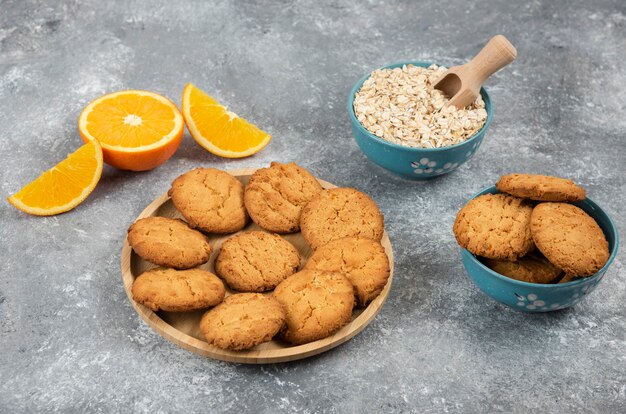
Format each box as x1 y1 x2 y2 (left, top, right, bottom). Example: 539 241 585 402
8 140 103 216
78 90 184 171
182 83 271 158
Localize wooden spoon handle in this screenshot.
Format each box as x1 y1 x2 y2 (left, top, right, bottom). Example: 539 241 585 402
466 35 517 86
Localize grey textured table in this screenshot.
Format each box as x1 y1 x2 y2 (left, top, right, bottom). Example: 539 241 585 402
1 1 625 412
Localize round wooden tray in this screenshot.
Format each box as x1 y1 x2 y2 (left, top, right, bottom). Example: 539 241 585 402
121 168 394 363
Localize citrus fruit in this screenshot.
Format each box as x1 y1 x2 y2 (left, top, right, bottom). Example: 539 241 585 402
182 83 271 158
8 140 103 216
78 90 184 171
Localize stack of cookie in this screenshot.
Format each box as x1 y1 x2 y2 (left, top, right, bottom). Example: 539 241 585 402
127 162 391 351
453 174 610 284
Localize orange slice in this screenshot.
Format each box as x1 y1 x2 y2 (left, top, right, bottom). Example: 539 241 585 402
182 83 271 158
78 90 184 171
8 140 103 216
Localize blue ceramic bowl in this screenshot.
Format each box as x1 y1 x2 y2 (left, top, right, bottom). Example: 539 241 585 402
460 186 619 312
348 61 494 180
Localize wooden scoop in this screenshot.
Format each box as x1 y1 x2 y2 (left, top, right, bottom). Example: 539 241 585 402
433 35 517 109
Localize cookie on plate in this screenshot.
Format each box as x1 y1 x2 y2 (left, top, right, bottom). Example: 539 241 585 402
215 231 301 292
127 217 212 269
168 168 248 234
305 237 390 307
132 268 225 312
482 252 563 284
273 269 354 345
200 293 286 351
244 162 323 233
300 188 384 250
496 174 586 202
453 193 535 261
530 202 609 276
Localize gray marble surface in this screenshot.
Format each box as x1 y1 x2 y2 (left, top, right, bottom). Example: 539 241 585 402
1 0 625 412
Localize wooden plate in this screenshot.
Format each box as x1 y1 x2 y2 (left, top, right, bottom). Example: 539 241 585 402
121 168 394 363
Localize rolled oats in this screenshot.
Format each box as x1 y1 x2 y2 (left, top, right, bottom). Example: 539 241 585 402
353 64 488 148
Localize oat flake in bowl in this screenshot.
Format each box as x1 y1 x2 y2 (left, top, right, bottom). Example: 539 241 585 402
353 64 488 149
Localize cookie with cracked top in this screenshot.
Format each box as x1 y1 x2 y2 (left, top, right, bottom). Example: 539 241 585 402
200 293 286 351
168 168 248 234
244 162 323 233
304 237 390 307
273 269 354 345
132 268 225 312
531 202 609 276
496 173 586 202
214 231 301 292
453 193 534 261
127 216 212 269
482 252 563 284
300 188 384 250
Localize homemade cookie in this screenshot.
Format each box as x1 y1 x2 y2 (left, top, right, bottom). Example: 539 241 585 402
496 174 586 202
132 268 225 312
482 253 563 284
245 162 323 233
273 269 354 345
300 188 384 250
305 237 390 307
453 193 535 261
168 168 248 234
215 231 301 292
127 217 212 269
530 203 609 276
200 293 286 351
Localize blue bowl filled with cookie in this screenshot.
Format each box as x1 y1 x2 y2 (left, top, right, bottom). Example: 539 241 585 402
347 61 493 179
453 174 618 312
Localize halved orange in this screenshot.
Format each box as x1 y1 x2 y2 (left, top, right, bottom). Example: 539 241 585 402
8 140 103 216
182 83 271 158
78 90 184 171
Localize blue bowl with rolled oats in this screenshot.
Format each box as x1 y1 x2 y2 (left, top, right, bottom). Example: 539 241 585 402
348 61 493 179
460 185 619 313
